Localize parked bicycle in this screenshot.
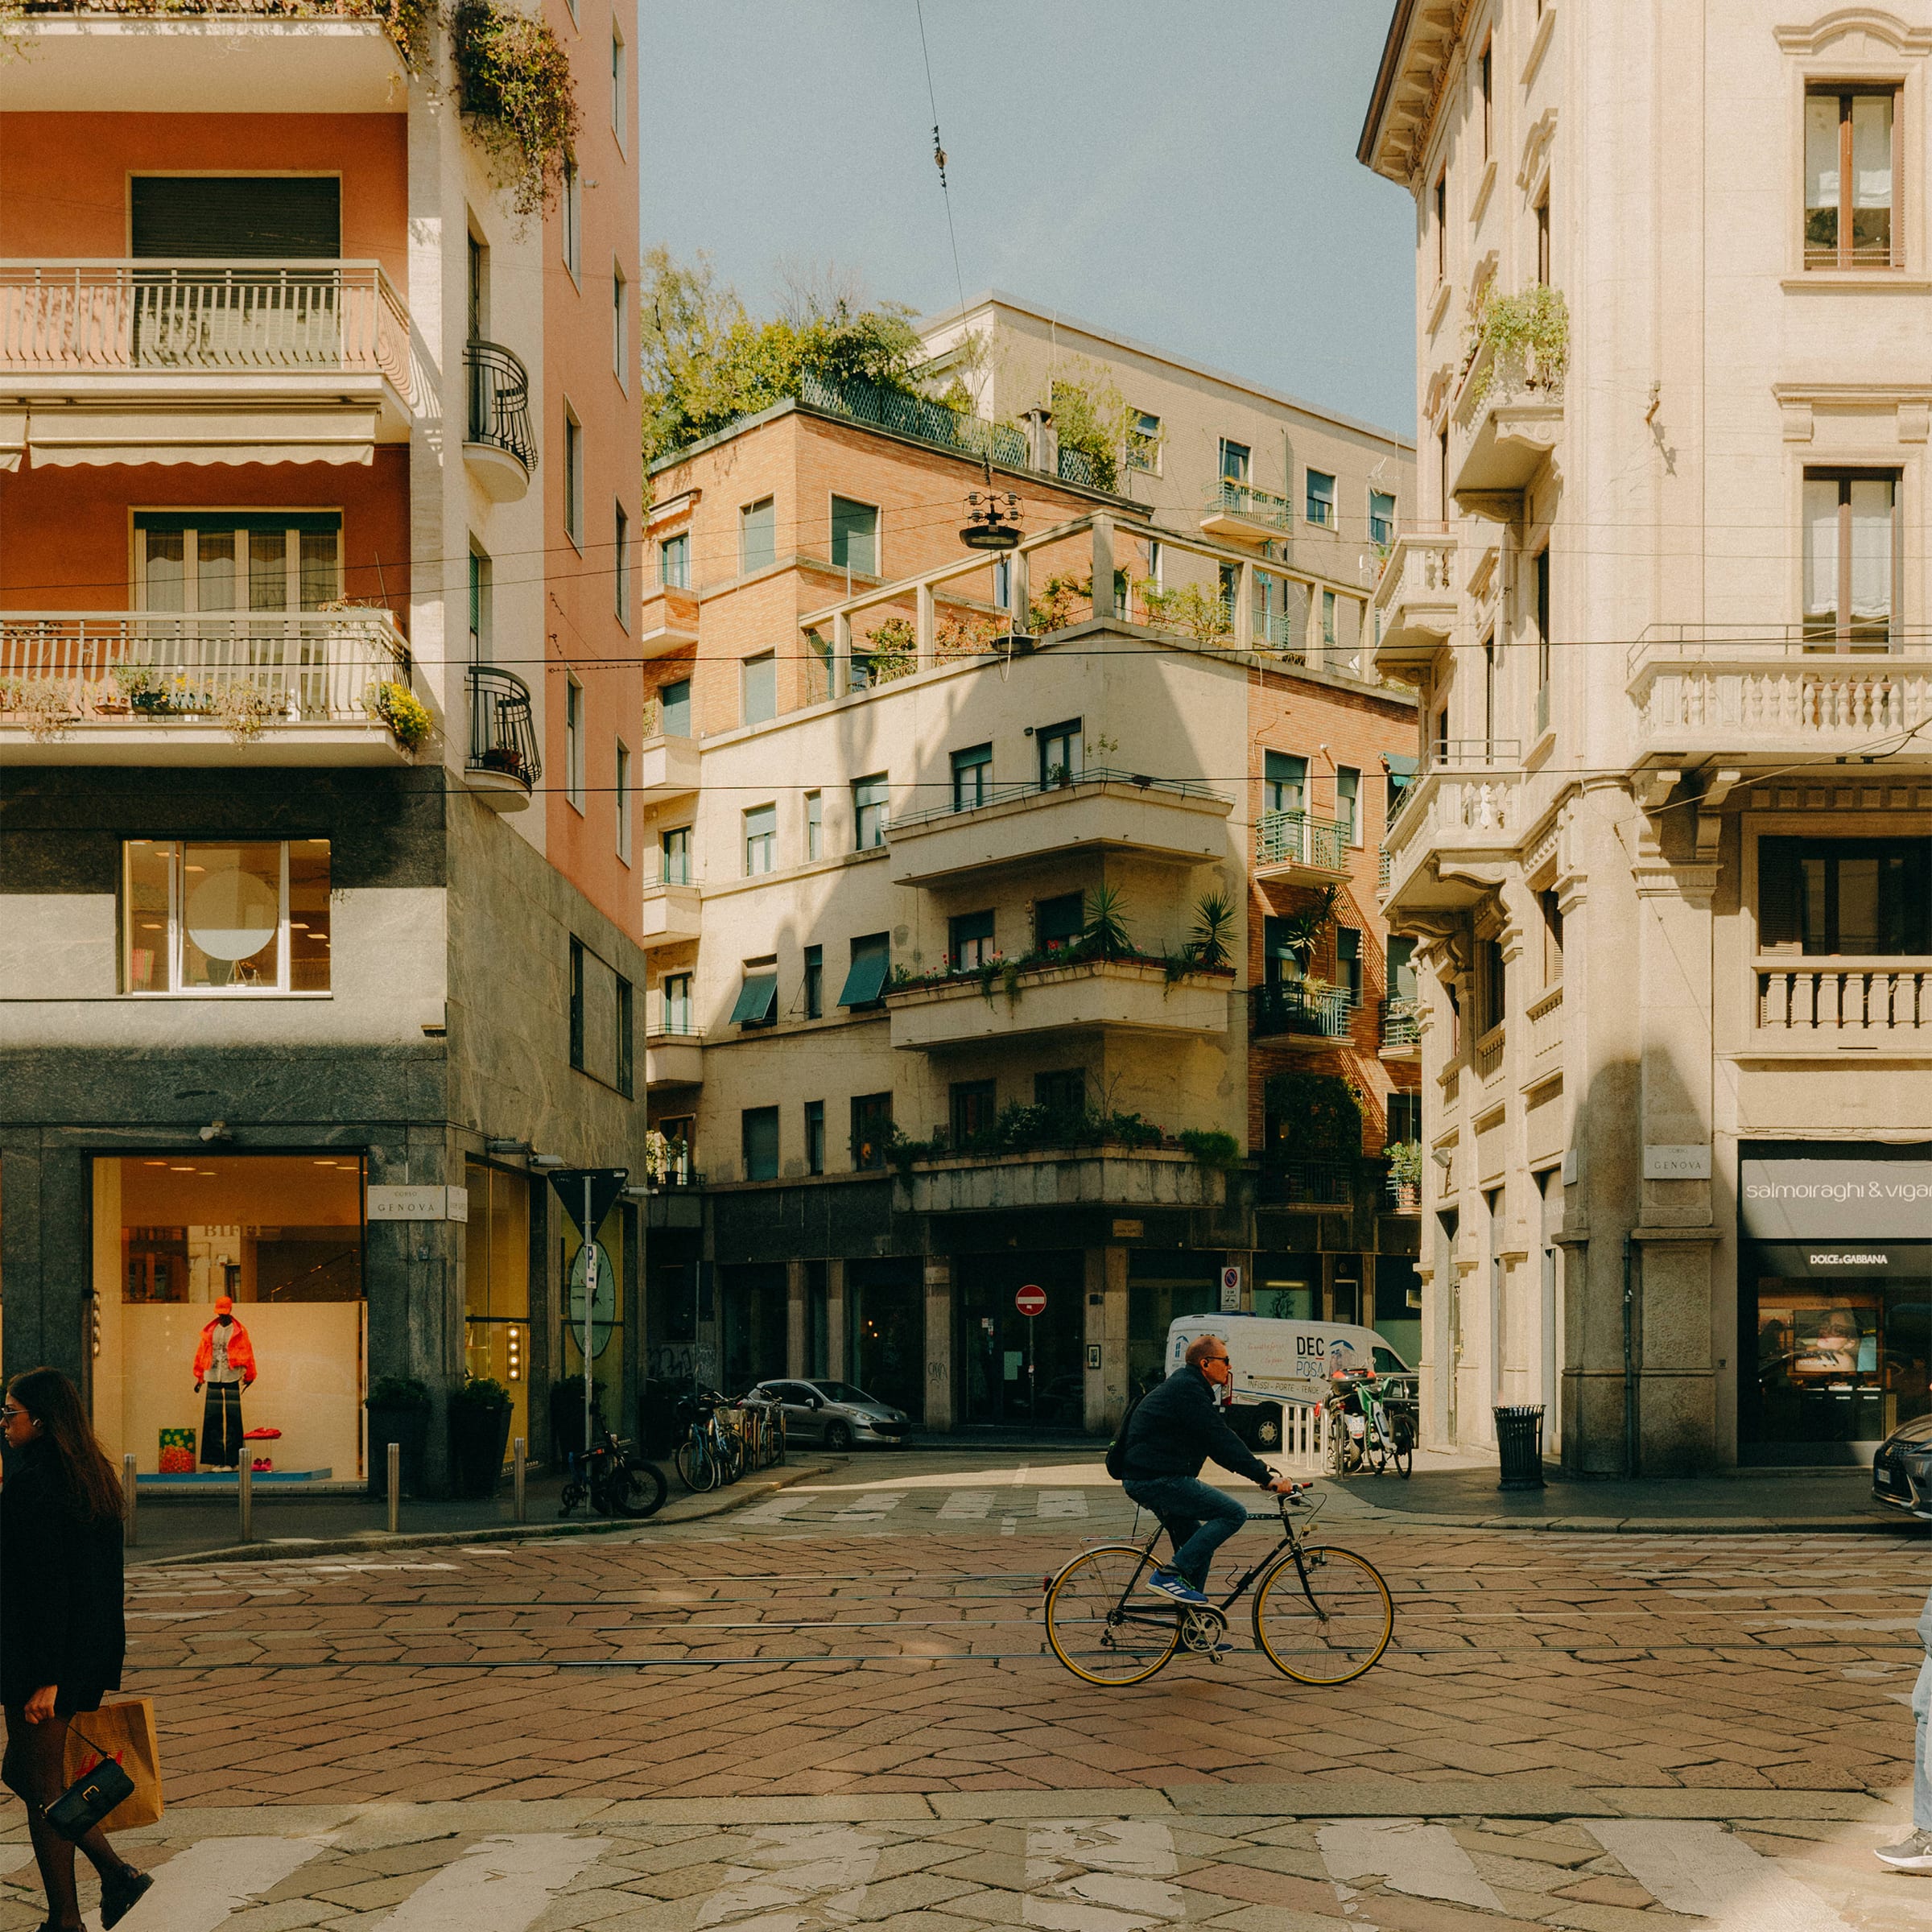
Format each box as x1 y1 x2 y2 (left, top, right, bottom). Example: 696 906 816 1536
734 1391 787 1471
1327 1370 1414 1479
557 1422 667 1519
1042 1484 1393 1686
673 1389 741 1492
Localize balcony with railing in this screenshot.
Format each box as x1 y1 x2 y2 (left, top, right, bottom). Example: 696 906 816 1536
0 608 415 764
886 768 1232 886
1755 960 1932 1046
641 583 700 658
1450 295 1567 514
464 340 535 501
1381 740 1522 915
1257 1158 1356 1207
1380 996 1421 1056
1200 477 1294 543
1370 525 1456 674
641 881 701 949
1627 628 1932 769
465 663 540 811
1253 807 1352 884
637 728 700 804
643 1021 704 1088
888 956 1232 1052
1249 981 1356 1045
0 261 411 462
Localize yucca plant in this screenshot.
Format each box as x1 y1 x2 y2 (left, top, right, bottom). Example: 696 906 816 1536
1080 884 1134 960
1189 890 1236 970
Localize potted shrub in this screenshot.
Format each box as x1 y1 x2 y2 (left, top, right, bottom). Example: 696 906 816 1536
364 1374 432 1497
448 1376 514 1497
550 1375 604 1468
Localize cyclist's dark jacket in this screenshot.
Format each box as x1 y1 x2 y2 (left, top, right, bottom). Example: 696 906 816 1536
1118 1364 1272 1486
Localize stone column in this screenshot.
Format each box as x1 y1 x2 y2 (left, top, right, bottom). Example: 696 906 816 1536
915 584 936 671
785 1257 807 1378
923 1257 954 1431
825 1257 848 1379
1091 517 1116 621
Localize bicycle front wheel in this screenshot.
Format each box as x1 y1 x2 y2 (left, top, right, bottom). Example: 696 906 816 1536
609 1457 668 1518
1252 1545 1393 1686
1043 1545 1179 1686
675 1438 713 1492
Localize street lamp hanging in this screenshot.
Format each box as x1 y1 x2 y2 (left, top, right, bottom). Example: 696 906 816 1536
960 489 1022 551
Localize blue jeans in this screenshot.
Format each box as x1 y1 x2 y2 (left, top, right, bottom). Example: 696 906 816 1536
1918 1708 1930 1830
1121 1476 1249 1591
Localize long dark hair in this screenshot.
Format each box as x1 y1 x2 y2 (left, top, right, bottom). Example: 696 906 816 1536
8 1368 124 1522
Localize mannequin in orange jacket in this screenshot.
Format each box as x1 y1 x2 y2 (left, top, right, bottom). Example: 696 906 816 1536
192 1296 256 1468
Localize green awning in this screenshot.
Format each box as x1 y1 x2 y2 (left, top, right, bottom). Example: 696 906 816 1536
838 942 890 1008
729 972 777 1026
1383 753 1419 777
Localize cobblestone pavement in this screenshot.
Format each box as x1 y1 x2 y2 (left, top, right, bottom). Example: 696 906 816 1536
6 1461 1928 1929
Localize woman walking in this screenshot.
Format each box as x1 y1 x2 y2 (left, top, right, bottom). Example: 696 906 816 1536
1 1368 151 1930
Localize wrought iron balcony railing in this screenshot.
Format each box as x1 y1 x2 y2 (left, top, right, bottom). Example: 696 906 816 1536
465 339 536 473
1207 477 1294 530
1380 997 1421 1049
1250 982 1356 1042
1257 1158 1355 1206
467 663 541 791
1255 807 1351 872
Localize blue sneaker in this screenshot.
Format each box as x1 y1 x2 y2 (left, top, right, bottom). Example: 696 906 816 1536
1146 1571 1210 1608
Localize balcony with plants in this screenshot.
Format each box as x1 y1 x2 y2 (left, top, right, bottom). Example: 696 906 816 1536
1383 1139 1422 1214
886 886 1236 1052
1257 1070 1369 1209
1450 284 1567 511
1380 996 1422 1056
0 606 425 766
464 662 540 809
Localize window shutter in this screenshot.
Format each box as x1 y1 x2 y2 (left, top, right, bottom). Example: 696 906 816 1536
132 177 342 258
1757 839 1801 953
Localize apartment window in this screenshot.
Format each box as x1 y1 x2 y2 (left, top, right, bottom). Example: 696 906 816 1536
850 1093 893 1170
741 651 776 725
614 738 631 863
615 976 634 1098
612 264 628 383
1534 190 1551 284
853 773 889 849
1539 889 1564 985
993 555 1013 610
564 410 584 545
610 27 625 135
1369 489 1396 547
1803 469 1898 647
658 532 690 588
657 972 691 1035
742 1108 780 1183
568 937 631 1092
839 933 890 1009
1477 937 1506 1036
135 512 340 613
804 1100 826 1175
1759 837 1931 956
613 503 630 621
1805 86 1899 270
730 960 778 1028
1306 469 1336 528
1322 588 1338 650
1219 438 1250 485
1482 634 1498 748
740 496 776 574
829 496 880 576
660 825 691 885
1434 171 1447 282
562 163 581 279
1437 424 1451 518
1534 547 1552 693
1262 914 1301 989
1038 718 1081 789
952 1080 997 1142
565 676 585 810
1264 749 1307 815
1388 934 1418 1001
803 943 824 1019
952 741 993 809
1127 410 1161 473
467 544 491 660
121 839 330 995
659 678 691 737
804 791 823 860
743 803 776 875
1478 40 1492 159
1385 753 1417 821
1336 766 1360 844
1035 892 1084 954
950 909 994 971
1386 1091 1422 1146
1035 1068 1084 1113
1337 927 1363 1004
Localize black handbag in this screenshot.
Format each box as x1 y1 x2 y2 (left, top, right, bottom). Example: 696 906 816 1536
43 1721 134 1842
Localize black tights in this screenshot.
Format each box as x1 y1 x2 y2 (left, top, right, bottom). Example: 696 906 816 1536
2 1705 135 1929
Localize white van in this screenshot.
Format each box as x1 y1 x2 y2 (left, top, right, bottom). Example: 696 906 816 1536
1163 1314 1414 1408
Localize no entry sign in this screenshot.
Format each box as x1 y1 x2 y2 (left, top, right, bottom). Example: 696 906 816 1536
1015 1284 1047 1317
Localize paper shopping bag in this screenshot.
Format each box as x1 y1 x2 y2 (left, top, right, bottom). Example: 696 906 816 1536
64 1697 163 1831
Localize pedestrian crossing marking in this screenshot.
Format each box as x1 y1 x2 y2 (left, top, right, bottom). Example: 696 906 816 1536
80 1833 327 1932
735 1494 807 1524
937 1489 995 1519
369 1832 605 1932
1024 1819 1183 1930
1036 1491 1088 1519
694 1822 882 1930
1318 1819 1503 1912
831 1492 906 1521
1586 1820 1852 1932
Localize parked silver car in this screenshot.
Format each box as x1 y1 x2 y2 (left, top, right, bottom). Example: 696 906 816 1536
748 1379 910 1450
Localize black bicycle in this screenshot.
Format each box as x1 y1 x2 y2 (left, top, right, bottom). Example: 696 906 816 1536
1042 1484 1393 1686
559 1424 667 1519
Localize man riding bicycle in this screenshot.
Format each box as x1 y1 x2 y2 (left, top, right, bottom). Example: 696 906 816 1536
1118 1333 1296 1608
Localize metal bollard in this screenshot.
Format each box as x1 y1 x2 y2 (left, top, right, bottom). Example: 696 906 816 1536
386 1439 400 1534
237 1454 253 1543
513 1435 526 1523
123 1454 138 1548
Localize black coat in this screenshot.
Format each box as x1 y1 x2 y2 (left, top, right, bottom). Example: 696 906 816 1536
1118 1364 1273 1487
0 1443 126 1709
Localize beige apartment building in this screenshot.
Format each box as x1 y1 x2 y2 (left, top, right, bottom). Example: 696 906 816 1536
1360 1 1932 1473
637 371 1419 1432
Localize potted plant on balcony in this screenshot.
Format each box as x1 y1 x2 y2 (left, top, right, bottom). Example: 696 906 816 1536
448 1376 514 1497
364 1374 433 1497
365 679 431 752
479 741 528 780
214 681 283 744
1386 1139 1424 1212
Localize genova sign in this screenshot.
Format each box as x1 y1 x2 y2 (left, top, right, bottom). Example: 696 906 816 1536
1740 1157 1932 1242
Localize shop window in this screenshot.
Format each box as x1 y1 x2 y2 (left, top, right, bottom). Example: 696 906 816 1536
1035 1067 1084 1113
951 909 994 971
742 1107 779 1183
951 1080 997 1142
122 839 329 995
98 1153 365 1480
1034 891 1084 954
465 1162 531 1451
559 1195 624 1430
850 1092 893 1170
1759 836 1932 956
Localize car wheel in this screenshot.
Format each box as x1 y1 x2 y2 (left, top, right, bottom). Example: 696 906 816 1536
824 1420 853 1452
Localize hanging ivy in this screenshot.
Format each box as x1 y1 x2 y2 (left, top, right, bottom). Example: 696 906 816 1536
1261 1071 1362 1158
449 0 579 217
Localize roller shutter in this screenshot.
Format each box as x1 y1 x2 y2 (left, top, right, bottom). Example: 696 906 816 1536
131 177 342 258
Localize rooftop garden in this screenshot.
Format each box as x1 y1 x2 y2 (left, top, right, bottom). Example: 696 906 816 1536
889 1105 1241 1176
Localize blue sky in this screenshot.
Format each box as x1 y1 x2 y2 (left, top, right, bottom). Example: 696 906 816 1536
640 0 1417 437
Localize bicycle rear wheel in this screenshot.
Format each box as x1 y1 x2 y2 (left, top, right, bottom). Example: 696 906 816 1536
674 1437 713 1492
1043 1545 1179 1686
606 1457 667 1518
1251 1545 1393 1685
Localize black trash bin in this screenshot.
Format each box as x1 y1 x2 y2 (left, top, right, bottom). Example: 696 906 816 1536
1494 1404 1546 1491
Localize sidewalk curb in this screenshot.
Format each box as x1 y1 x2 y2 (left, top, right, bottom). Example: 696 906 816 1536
130 1459 834 1570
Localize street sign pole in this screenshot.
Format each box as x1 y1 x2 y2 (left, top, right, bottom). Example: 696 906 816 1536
1027 1315 1036 1418
545 1168 628 1468
582 1174 595 1458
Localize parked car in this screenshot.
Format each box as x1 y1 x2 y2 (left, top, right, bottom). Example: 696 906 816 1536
1872 1411 1932 1515
746 1379 910 1450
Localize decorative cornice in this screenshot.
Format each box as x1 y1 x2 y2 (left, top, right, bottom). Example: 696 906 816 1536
1773 8 1932 55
